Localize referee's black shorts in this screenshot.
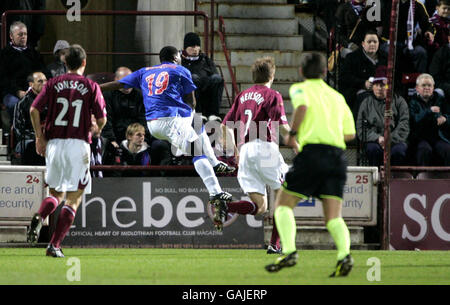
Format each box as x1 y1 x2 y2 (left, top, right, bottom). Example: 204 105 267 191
282 144 347 201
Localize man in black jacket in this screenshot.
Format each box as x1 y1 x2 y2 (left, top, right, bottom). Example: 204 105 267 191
181 32 223 122
0 21 47 123
408 73 450 165
12 71 47 165
380 0 435 74
429 34 450 99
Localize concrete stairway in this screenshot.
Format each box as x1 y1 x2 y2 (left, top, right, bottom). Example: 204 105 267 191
196 0 302 118
0 128 11 166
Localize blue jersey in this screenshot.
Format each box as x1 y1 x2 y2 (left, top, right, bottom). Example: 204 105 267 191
119 62 197 120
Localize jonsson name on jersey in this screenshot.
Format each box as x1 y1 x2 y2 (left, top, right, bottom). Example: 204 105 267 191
54 80 89 95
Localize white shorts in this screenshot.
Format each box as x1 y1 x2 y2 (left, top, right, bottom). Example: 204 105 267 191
237 139 289 195
45 138 92 194
147 116 198 156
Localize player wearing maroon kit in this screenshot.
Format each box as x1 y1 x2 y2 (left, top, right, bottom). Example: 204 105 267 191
27 44 107 257
221 57 292 249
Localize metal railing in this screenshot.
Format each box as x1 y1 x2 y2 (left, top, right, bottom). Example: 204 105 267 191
218 16 239 103
194 0 215 60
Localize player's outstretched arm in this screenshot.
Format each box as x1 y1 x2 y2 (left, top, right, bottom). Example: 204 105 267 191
99 81 124 92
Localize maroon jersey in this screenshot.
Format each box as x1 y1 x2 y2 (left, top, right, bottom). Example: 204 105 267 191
32 73 106 143
222 84 288 147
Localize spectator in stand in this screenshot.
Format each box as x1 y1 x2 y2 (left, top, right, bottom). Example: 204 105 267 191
181 32 223 123
408 73 450 165
90 114 108 178
340 29 387 118
0 0 46 50
118 123 152 177
335 0 381 59
381 0 435 74
429 34 450 98
357 66 410 167
0 21 48 124
47 40 70 78
421 0 440 16
12 71 47 165
429 1 450 50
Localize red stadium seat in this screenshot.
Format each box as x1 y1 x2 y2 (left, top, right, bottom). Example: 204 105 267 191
86 72 115 84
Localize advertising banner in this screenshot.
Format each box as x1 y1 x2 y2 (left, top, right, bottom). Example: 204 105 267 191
390 179 450 250
292 167 379 225
0 167 46 220
64 177 264 248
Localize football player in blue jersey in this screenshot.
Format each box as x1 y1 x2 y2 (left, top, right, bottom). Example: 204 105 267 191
100 46 235 230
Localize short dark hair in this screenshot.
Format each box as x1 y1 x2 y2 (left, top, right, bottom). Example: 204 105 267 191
27 71 45 83
252 56 275 84
65 44 86 70
159 46 179 63
27 72 36 83
363 29 380 42
300 52 326 79
438 0 450 6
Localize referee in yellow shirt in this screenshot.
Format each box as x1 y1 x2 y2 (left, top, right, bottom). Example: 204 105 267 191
265 52 356 277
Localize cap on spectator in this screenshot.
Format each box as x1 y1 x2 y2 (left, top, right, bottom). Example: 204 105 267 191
183 32 201 49
53 40 70 55
371 65 388 84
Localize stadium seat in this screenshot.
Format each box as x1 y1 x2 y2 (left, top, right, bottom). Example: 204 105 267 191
401 73 421 97
416 171 450 179
86 72 115 84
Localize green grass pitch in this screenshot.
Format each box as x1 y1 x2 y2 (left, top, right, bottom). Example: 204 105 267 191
0 248 449 285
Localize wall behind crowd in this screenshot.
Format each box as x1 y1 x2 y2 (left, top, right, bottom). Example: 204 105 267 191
36 0 194 74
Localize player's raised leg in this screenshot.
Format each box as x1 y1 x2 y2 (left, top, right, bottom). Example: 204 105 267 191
192 116 235 174
192 154 232 231
322 197 353 277
27 189 64 246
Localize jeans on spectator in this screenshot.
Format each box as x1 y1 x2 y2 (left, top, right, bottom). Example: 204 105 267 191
416 139 450 166
3 94 20 120
150 139 172 166
191 73 223 118
365 142 408 166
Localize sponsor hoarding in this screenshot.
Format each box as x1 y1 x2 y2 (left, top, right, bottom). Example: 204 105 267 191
0 166 46 220
64 177 264 248
390 179 450 250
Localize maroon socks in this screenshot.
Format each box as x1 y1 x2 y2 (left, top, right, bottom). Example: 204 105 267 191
37 196 59 219
227 200 258 215
50 205 76 248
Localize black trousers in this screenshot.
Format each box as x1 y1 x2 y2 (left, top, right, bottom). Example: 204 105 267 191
191 73 223 117
416 139 450 166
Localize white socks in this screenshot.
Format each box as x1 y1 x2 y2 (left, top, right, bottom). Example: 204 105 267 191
193 157 222 196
